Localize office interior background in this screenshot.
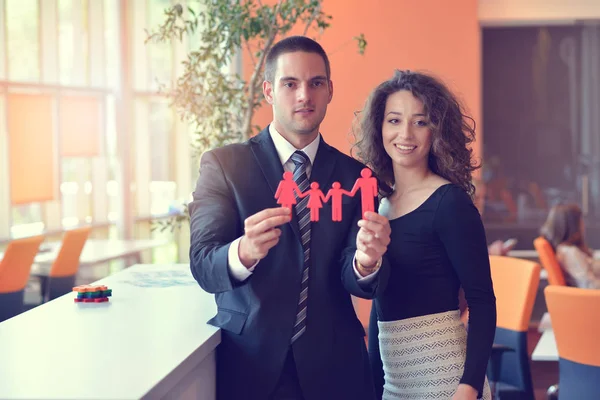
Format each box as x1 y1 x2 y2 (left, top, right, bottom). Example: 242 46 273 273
2 0 600 258
2 1 600 398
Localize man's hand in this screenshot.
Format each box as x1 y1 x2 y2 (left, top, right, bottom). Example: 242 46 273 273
355 211 391 273
239 207 292 268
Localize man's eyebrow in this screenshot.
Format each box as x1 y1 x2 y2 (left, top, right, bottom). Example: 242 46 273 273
278 76 328 81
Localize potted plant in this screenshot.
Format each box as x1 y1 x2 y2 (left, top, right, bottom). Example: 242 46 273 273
147 0 366 231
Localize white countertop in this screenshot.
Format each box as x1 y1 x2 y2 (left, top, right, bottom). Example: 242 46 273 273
0 264 220 399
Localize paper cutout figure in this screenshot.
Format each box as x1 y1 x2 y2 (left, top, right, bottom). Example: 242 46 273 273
324 182 352 222
303 182 328 222
274 167 378 222
350 168 378 218
275 171 304 209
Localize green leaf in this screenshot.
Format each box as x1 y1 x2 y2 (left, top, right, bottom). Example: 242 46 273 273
145 0 367 162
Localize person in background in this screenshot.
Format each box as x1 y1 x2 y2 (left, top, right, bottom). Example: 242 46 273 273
487 238 517 256
540 203 600 289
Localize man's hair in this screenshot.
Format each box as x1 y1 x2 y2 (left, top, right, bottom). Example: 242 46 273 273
264 36 331 82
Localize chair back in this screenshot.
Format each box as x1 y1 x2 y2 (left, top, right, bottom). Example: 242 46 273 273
49 226 91 277
0 236 45 293
0 236 45 322
545 285 600 399
534 236 566 286
491 255 541 332
45 227 91 300
488 255 540 398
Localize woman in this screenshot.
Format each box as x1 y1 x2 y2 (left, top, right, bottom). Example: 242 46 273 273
540 203 600 289
354 70 496 400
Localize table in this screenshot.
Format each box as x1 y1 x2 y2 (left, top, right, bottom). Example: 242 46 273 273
508 249 600 259
0 239 168 275
506 250 549 280
507 249 600 281
531 330 558 362
507 250 540 259
0 263 220 400
537 312 552 332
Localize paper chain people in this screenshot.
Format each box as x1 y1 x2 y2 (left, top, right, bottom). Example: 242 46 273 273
274 168 378 222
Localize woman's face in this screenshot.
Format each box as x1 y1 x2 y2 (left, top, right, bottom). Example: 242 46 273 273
381 90 433 171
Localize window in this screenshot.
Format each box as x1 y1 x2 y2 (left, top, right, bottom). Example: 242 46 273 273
147 0 173 91
59 0 90 86
61 158 93 228
10 204 44 238
104 0 120 89
6 0 40 82
148 100 175 215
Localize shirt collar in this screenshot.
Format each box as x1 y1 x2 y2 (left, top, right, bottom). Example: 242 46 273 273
269 123 320 166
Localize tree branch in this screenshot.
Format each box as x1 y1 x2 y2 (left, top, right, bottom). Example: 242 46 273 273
241 32 276 139
268 0 283 36
302 3 321 36
245 41 257 69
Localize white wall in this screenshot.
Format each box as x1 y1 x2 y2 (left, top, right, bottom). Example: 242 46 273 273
479 0 600 25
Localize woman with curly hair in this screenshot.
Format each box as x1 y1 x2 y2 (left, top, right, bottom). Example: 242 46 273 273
353 70 496 400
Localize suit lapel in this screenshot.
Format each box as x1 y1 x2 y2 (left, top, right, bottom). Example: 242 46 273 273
250 127 284 198
250 127 302 243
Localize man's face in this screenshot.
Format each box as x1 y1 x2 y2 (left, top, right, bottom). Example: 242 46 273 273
263 51 333 144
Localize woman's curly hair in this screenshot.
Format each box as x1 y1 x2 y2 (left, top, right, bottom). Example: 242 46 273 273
352 70 480 198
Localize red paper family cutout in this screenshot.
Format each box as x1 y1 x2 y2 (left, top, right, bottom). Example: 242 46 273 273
274 168 378 222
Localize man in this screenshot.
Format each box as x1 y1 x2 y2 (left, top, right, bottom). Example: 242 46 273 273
189 36 391 400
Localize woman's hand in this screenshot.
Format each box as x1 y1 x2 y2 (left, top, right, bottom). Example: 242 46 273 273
451 384 478 400
355 212 391 273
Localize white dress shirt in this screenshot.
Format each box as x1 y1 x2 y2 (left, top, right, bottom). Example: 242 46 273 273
227 124 378 283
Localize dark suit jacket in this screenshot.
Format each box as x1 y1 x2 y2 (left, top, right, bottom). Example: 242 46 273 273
189 127 389 400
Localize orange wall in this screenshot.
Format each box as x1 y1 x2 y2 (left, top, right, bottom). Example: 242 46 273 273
250 0 481 162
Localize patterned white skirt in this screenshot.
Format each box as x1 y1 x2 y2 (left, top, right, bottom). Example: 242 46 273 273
378 310 491 400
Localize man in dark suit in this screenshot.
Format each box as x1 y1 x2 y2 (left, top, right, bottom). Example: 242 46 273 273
189 36 391 400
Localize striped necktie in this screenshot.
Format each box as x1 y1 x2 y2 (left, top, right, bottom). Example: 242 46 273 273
290 150 311 343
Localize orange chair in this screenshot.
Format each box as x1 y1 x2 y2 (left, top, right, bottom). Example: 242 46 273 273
534 236 566 286
0 236 45 322
38 226 91 302
545 286 600 399
488 255 540 399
